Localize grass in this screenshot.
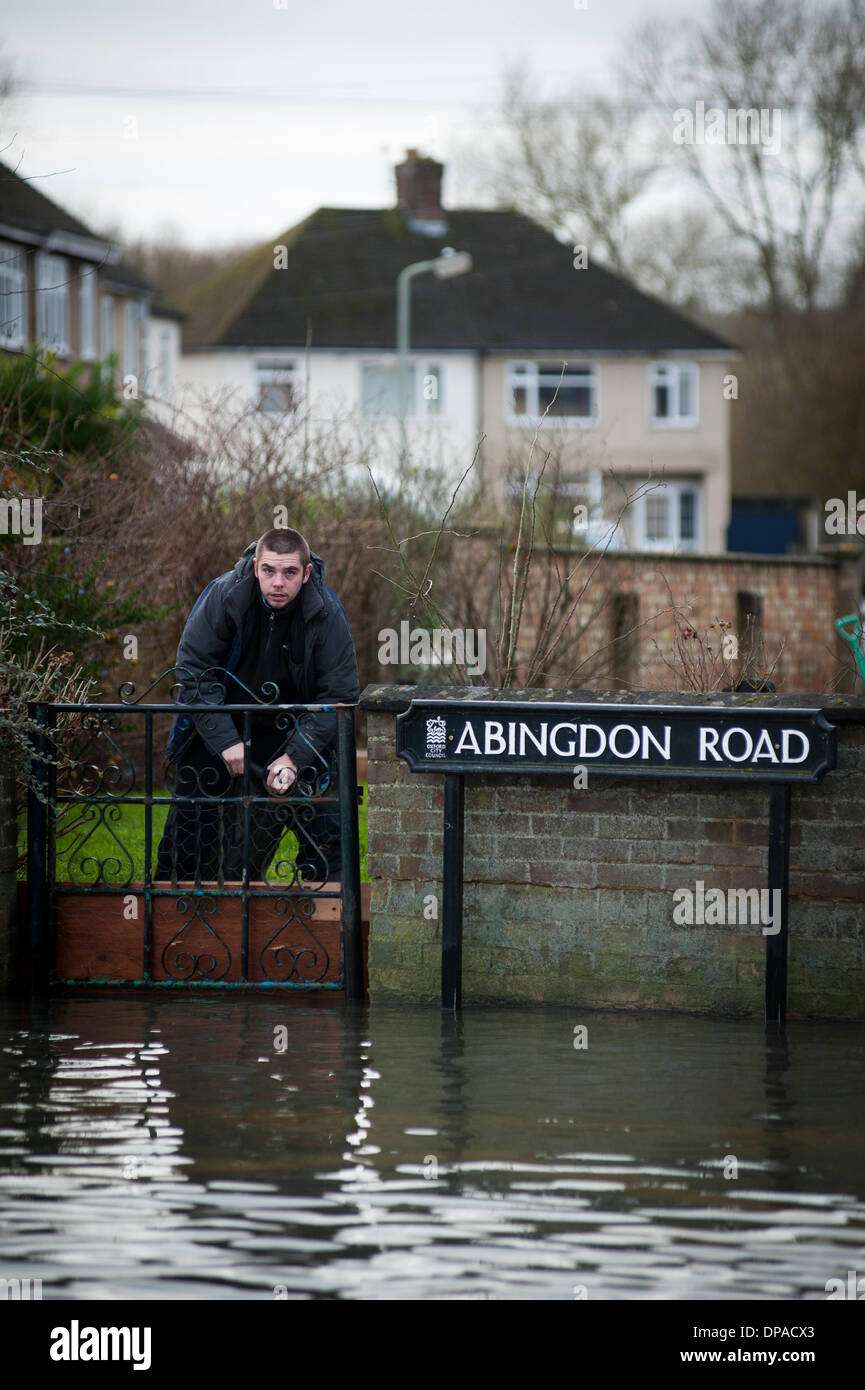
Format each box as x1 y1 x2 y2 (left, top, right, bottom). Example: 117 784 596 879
19 784 370 884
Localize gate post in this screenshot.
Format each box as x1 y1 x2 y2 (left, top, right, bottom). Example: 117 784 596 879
337 707 363 1003
26 702 53 993
0 758 18 992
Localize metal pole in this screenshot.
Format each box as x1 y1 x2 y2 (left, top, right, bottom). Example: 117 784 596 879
337 707 363 1003
396 259 434 455
144 709 153 980
765 784 791 1025
26 703 50 993
241 707 251 981
442 773 465 1011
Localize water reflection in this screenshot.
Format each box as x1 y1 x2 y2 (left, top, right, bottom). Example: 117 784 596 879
0 997 863 1300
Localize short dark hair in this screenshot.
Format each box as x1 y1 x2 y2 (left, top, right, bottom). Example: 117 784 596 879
255 527 311 569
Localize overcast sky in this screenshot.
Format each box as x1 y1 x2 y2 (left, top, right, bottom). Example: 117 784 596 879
5 0 708 249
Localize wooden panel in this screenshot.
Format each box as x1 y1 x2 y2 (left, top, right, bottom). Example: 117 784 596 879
55 888 143 981
151 881 342 985
249 895 341 984
52 881 368 988
151 886 239 983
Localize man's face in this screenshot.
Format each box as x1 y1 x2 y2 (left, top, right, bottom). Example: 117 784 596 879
254 549 312 608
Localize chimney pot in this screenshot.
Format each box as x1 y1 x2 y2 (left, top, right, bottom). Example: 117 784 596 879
395 150 445 228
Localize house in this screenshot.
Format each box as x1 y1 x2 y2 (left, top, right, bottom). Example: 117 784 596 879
177 151 738 553
0 156 181 406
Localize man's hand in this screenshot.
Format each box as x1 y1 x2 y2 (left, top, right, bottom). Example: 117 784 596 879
221 741 245 776
266 754 298 794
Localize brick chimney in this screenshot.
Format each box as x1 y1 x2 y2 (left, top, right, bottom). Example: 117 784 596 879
395 149 446 230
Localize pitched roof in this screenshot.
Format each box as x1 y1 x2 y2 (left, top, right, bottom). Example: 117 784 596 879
0 157 157 297
0 157 97 241
98 260 158 295
182 206 736 354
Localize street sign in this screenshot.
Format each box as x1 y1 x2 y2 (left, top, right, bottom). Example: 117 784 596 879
397 700 836 783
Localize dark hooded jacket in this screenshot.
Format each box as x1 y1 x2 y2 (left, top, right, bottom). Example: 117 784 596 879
165 543 359 770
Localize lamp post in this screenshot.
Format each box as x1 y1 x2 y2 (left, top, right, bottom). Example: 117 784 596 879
396 248 472 450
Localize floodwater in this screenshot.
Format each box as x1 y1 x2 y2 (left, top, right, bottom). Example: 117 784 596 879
0 995 863 1301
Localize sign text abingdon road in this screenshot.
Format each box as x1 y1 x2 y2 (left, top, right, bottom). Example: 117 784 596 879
396 701 836 782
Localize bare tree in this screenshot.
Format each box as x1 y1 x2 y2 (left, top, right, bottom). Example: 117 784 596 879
623 207 763 316
463 63 655 275
0 44 20 112
107 220 259 307
451 61 755 315
622 0 865 332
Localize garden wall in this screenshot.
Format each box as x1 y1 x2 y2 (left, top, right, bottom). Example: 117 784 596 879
440 537 865 692
0 768 17 991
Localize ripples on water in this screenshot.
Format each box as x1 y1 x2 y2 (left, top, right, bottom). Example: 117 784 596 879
0 996 863 1300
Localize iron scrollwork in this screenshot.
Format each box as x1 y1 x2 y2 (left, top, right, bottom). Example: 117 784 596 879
260 896 331 983
161 895 231 981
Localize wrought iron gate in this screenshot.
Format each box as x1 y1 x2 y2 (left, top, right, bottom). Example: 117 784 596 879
26 669 364 998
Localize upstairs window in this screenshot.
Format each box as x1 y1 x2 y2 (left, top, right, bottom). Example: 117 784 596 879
507 361 598 426
0 242 27 347
360 361 442 417
256 359 298 414
650 362 698 427
362 363 404 416
36 252 69 355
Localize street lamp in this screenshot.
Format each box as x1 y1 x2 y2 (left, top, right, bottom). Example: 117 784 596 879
396 248 472 429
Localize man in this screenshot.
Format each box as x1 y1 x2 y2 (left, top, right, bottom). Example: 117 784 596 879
155 527 359 884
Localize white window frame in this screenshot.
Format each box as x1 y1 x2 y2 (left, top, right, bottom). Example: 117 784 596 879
255 358 299 414
79 264 97 359
505 359 599 428
123 299 139 377
137 300 150 386
158 326 172 399
0 242 27 348
100 294 113 358
35 251 69 355
649 361 699 428
359 358 443 418
633 479 702 552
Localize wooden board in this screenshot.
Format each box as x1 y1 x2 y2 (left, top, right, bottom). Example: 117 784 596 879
51 881 370 987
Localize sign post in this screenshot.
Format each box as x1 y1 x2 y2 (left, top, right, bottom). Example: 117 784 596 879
396 700 837 1018
442 774 465 1011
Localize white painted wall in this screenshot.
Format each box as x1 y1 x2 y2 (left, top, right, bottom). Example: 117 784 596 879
169 343 734 551
141 315 183 427
172 346 483 484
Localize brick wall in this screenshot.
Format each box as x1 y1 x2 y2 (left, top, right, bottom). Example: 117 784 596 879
0 765 18 992
443 537 865 693
363 687 865 1018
